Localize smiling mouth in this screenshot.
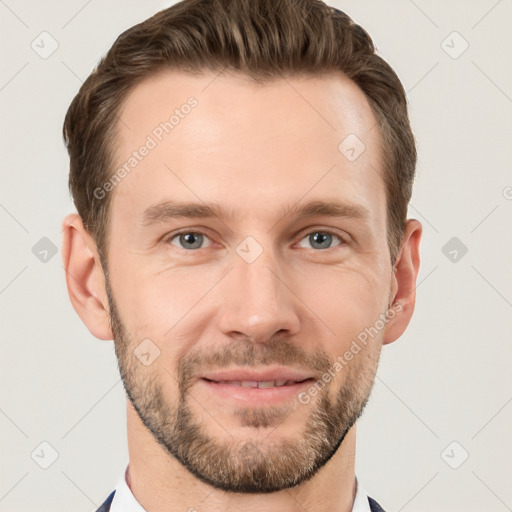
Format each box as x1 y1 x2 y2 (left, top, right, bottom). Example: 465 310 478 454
202 378 313 389
198 375 317 406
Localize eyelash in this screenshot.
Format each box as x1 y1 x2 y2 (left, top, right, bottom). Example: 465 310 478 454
165 228 348 252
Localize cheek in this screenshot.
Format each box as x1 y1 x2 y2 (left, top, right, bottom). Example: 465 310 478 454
108 259 226 353
109 241 391 364
296 263 389 343
307 269 386 393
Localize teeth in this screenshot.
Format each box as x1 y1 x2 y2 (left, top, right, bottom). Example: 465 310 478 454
257 380 275 389
241 380 259 388
215 380 296 388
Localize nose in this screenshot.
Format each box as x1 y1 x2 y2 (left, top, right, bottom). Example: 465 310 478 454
217 246 301 343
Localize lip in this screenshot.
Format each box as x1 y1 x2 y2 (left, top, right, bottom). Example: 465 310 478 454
198 378 314 406
197 367 316 406
201 367 315 383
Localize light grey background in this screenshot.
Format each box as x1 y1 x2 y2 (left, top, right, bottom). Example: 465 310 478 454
1 1 511 511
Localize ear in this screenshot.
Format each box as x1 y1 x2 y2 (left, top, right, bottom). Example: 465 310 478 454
383 219 422 345
61 213 113 340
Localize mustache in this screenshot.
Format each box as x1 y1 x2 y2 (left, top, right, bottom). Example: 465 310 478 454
177 336 332 393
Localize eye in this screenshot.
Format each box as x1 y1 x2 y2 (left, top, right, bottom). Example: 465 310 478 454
297 230 344 250
169 231 212 250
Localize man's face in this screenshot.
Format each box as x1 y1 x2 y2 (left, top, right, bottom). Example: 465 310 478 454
105 71 394 492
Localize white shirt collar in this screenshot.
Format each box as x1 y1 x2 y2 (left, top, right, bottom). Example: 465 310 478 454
110 464 371 512
110 465 145 512
352 479 372 512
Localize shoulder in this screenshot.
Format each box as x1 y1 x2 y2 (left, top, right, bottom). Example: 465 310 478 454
95 490 116 512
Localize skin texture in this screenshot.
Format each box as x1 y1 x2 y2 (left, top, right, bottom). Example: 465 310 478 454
62 70 421 512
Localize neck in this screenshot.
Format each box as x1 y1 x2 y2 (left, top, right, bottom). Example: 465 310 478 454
126 401 358 512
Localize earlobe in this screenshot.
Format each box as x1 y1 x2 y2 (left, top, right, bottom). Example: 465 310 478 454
383 219 422 345
61 213 113 341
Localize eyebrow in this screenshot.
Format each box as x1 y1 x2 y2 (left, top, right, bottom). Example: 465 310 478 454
141 199 370 226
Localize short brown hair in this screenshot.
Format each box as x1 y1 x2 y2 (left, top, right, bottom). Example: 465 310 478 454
63 0 416 265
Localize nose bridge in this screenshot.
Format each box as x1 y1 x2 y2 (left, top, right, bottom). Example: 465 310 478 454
218 241 300 341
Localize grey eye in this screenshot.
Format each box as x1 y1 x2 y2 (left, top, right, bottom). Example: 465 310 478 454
298 231 342 250
170 232 211 250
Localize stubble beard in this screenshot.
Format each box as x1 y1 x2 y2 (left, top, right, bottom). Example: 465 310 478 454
106 280 380 493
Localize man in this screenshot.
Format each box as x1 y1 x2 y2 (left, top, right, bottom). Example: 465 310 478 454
61 0 421 510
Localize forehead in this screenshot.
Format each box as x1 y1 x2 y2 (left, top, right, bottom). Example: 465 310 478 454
110 70 385 227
